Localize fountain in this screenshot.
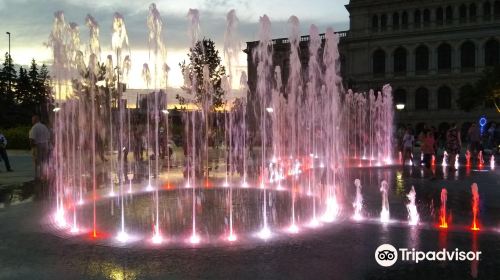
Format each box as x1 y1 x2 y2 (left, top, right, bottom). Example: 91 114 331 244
439 188 448 229
406 186 419 226
352 179 363 221
46 5 399 247
380 180 390 223
471 183 480 231
442 151 448 167
345 87 394 166
478 151 485 167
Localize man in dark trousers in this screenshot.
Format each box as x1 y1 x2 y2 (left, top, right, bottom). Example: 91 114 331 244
0 132 13 172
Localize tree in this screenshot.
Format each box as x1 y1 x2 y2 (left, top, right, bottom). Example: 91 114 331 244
16 67 31 105
0 57 53 128
457 65 500 112
36 64 54 120
0 52 17 104
178 39 226 110
0 53 18 127
177 39 227 178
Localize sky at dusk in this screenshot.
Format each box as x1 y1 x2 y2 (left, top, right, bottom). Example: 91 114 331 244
0 0 349 88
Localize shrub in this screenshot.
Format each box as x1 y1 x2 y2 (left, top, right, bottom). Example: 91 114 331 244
1 126 31 150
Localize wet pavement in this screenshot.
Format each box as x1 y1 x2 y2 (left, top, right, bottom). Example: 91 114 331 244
0 150 34 187
0 164 499 280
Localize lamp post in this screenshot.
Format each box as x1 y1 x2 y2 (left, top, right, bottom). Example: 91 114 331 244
396 103 405 110
6 32 11 93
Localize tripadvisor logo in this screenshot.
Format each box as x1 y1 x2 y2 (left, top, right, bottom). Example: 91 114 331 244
375 244 481 267
375 244 398 267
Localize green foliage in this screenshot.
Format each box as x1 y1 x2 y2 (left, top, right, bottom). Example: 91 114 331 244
0 52 17 101
0 56 53 128
72 61 119 113
178 39 226 110
2 126 31 150
457 65 500 111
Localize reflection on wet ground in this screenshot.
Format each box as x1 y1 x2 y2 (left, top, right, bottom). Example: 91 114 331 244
63 188 315 246
0 164 499 279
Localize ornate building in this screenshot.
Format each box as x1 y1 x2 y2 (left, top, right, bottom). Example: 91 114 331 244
246 0 500 132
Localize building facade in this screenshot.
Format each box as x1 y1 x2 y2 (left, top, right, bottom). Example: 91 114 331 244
246 0 500 132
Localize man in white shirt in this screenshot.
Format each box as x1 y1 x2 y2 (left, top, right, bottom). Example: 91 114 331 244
29 115 50 180
0 132 13 172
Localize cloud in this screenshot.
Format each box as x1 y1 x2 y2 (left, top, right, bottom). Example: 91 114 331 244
0 0 349 89
0 0 348 53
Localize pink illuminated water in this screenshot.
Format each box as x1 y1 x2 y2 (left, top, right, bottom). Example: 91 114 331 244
471 183 480 231
379 180 389 223
47 7 401 248
439 188 448 229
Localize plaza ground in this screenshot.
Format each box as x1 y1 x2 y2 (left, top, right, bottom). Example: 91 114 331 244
0 156 499 279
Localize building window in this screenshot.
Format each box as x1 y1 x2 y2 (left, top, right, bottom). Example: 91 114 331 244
495 1 500 17
459 4 467 22
402 11 409 29
460 41 476 70
438 43 452 71
485 39 500 66
381 14 387 30
415 45 429 73
372 15 379 31
436 7 444 25
470 4 477 21
392 12 400 29
415 87 429 110
438 86 452 109
459 85 474 106
414 10 421 28
394 88 407 106
423 9 431 26
373 49 386 76
393 47 407 75
445 6 453 23
484 2 492 20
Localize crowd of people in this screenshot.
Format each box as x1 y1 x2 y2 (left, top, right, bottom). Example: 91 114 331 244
398 121 499 174
1 116 499 185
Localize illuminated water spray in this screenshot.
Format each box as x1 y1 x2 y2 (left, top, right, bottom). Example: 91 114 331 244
254 14 273 239
442 151 448 167
142 63 153 192
147 3 167 244
478 151 485 167
471 183 480 231
406 186 419 226
380 180 389 223
186 8 201 244
352 179 363 221
439 188 448 229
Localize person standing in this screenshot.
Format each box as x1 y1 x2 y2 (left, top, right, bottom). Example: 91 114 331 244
402 128 414 166
29 115 50 181
446 123 461 170
467 123 481 159
0 132 13 172
421 130 436 177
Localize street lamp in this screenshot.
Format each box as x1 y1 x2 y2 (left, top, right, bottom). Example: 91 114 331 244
6 32 11 93
5 32 10 56
396 103 405 110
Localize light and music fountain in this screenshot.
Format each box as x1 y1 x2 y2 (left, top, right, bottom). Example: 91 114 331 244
45 5 496 248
